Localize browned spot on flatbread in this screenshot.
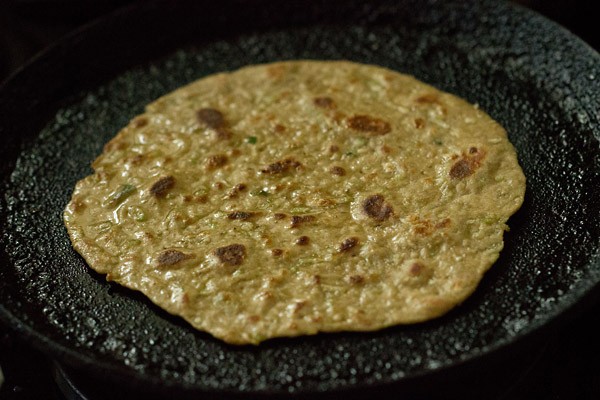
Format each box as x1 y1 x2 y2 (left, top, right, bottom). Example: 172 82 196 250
414 118 425 129
129 154 145 165
215 128 232 140
184 194 208 203
295 236 310 246
181 293 190 305
103 139 125 153
274 124 286 133
409 262 425 276
71 198 86 214
214 244 246 266
415 94 447 114
435 218 451 229
271 248 284 257
248 315 260 323
266 64 287 79
449 159 472 179
294 300 308 313
197 108 225 129
314 96 336 109
449 147 487 179
404 261 434 286
290 215 316 228
362 194 393 221
213 181 226 190
411 216 452 236
347 115 391 135
150 176 175 197
261 158 302 174
132 117 148 128
348 274 365 285
196 108 233 140
330 166 346 176
318 198 336 207
339 237 360 252
380 145 393 155
206 154 228 169
273 213 287 221
227 211 258 221
157 249 193 267
415 93 440 104
226 183 247 199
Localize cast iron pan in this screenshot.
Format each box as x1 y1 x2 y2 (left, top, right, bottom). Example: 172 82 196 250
1 0 599 398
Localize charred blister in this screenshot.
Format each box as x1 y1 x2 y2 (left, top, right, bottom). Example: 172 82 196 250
214 244 246 266
157 249 193 267
347 115 391 135
362 194 394 221
150 176 175 198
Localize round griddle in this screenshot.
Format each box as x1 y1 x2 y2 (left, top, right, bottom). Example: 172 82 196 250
1 0 599 398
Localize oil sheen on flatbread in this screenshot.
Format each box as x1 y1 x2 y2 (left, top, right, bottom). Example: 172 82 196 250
64 60 526 345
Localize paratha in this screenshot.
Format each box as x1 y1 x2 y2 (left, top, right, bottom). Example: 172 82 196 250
63 60 526 345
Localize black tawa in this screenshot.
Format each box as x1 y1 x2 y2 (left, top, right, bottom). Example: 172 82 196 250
1 1 599 398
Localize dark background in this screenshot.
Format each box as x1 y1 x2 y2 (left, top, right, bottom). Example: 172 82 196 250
0 1 598 399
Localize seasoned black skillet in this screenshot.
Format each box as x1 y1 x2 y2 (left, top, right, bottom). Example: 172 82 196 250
1 0 599 398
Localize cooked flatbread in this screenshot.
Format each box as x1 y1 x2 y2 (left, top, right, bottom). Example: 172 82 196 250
64 60 525 344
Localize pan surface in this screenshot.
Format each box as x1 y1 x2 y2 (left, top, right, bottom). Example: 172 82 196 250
1 0 599 397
